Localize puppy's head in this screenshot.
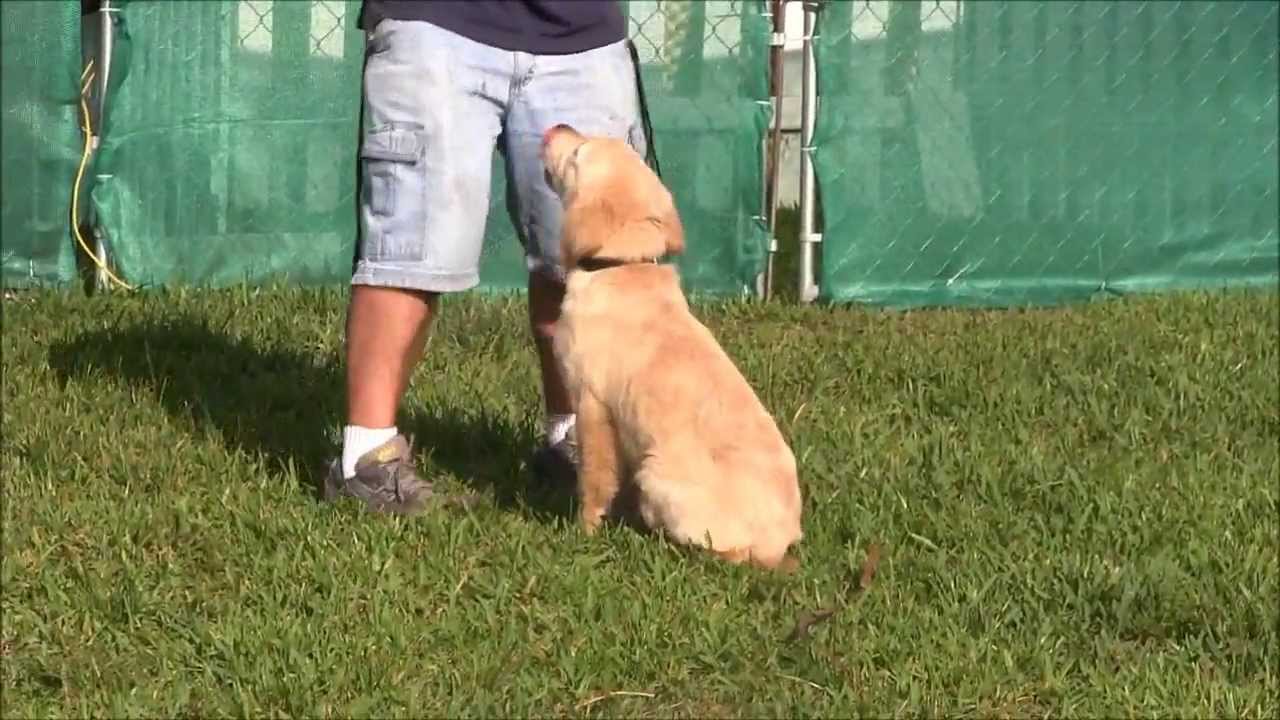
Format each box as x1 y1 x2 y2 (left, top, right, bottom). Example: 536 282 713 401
542 123 685 267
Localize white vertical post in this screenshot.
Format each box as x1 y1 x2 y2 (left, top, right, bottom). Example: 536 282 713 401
762 0 787 301
797 0 820 303
92 0 116 291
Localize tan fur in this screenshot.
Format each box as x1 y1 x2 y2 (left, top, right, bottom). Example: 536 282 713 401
542 125 803 572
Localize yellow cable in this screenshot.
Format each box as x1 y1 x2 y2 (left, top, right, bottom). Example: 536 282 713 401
72 60 135 291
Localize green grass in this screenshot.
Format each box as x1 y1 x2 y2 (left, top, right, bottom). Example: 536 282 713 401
2 285 1277 718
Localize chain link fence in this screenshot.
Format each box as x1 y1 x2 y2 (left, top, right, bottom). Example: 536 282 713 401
26 0 769 294
7 0 1273 303
812 0 1279 307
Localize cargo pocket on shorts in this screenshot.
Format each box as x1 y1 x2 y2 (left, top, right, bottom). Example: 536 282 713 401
360 122 426 262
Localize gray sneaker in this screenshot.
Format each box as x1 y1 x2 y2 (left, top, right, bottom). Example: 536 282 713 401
323 434 476 515
530 428 578 489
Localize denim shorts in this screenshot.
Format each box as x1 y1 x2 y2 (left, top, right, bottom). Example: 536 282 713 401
351 18 647 292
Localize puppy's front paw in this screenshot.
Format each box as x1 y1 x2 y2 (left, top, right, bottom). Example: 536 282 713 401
579 507 605 535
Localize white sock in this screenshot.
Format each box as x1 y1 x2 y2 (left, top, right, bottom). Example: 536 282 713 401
342 425 398 478
544 413 576 447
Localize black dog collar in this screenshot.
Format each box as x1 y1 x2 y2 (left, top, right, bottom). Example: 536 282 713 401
575 257 662 272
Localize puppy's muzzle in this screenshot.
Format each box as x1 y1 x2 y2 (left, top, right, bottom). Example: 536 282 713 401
543 123 578 149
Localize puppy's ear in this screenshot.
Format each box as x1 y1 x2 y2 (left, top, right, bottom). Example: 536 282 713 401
656 193 685 257
560 198 610 266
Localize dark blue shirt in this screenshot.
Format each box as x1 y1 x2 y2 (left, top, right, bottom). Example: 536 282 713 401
358 0 627 55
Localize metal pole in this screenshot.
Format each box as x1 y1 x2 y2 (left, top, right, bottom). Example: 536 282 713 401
797 0 820 302
762 0 787 300
92 0 116 291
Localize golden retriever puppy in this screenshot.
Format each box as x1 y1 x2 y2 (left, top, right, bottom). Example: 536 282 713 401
541 123 803 572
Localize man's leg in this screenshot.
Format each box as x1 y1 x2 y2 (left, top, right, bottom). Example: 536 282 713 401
326 18 510 513
502 39 649 484
528 269 573 425
344 285 437 430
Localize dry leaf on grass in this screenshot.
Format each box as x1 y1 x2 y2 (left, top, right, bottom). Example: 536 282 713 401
784 541 882 642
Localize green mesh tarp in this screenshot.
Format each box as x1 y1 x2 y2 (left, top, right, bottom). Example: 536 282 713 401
1 1 82 289
90 0 768 295
90 0 364 288
814 1 1279 308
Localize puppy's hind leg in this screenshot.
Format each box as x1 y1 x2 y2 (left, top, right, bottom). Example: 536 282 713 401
575 391 621 535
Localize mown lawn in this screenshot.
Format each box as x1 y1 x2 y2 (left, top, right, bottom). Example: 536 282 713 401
2 286 1276 717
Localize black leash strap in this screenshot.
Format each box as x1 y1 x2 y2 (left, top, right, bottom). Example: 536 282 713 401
626 38 662 180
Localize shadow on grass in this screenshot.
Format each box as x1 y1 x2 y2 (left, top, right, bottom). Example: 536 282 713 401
46 314 573 522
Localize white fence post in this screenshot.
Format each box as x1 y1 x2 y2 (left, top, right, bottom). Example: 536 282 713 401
797 0 821 303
